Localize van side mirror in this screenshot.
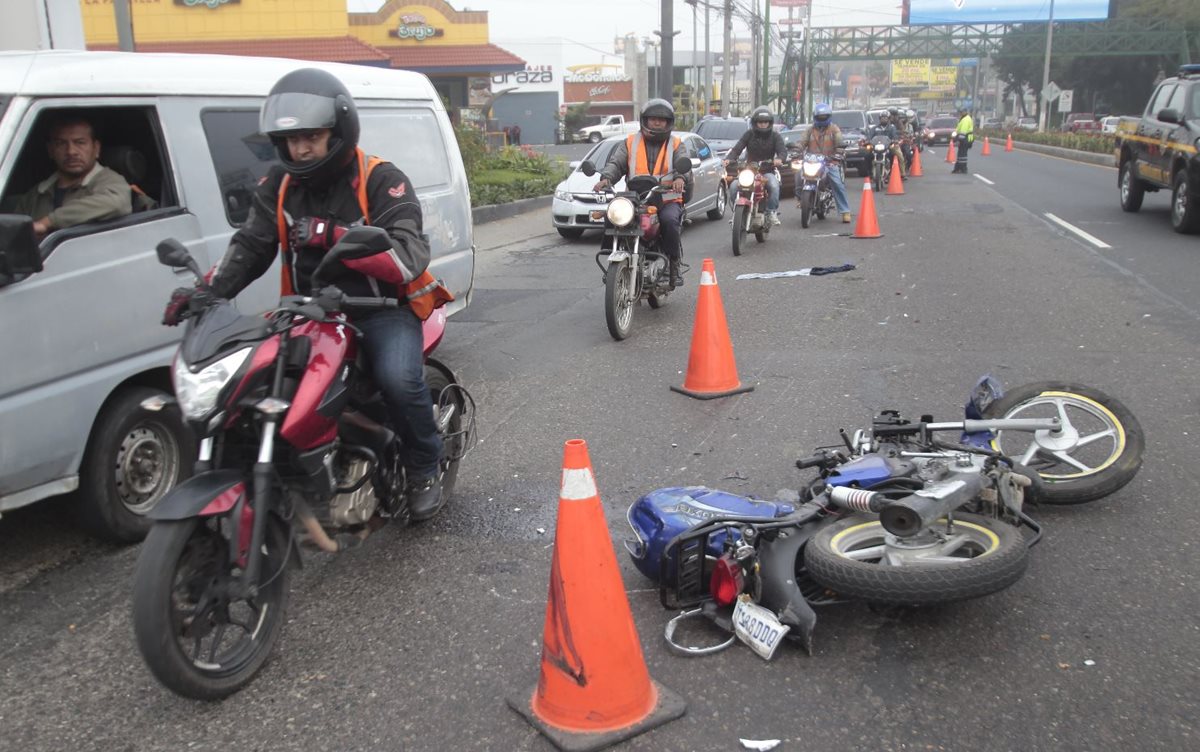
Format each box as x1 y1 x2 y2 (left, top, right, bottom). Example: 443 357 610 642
156 237 202 278
0 214 43 285
1157 108 1182 125
673 155 694 174
579 160 597 176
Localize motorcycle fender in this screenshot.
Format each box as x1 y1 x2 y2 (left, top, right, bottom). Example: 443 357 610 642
606 249 632 265
801 183 817 191
756 524 821 655
736 196 752 207
147 469 246 521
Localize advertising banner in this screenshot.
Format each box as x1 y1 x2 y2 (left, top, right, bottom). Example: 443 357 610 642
906 0 1110 25
891 58 931 87
929 66 957 92
770 0 810 7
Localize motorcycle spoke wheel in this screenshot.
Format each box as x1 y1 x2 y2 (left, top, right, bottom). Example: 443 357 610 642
984 381 1144 504
731 206 747 256
604 259 636 340
804 513 1028 605
133 516 290 700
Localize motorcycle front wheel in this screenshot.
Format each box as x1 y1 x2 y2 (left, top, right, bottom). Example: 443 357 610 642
132 516 291 700
983 381 1144 504
731 205 747 256
800 190 814 228
873 161 884 190
804 513 1028 605
604 258 636 340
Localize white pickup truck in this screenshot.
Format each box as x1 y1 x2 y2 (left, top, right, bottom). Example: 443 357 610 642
576 115 641 143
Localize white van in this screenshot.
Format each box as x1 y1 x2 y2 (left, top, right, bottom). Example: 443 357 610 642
0 51 475 541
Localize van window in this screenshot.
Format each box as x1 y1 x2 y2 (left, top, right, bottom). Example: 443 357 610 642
0 105 175 247
357 107 450 191
1146 84 1174 118
200 109 277 226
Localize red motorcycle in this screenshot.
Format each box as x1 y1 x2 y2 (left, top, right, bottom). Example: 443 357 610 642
132 236 474 700
726 159 775 256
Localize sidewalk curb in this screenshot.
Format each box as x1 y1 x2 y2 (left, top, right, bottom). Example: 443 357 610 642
1010 140 1115 168
473 195 553 225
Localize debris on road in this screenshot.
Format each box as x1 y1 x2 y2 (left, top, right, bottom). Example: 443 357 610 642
736 264 856 280
740 739 782 751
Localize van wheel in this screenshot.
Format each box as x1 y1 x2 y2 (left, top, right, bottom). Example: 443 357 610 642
589 133 602 143
1119 161 1145 212
78 386 193 543
1170 170 1200 234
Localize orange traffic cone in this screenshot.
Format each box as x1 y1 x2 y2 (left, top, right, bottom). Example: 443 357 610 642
886 154 905 195
945 140 956 163
910 147 924 177
1005 133 1014 152
670 259 754 400
981 136 992 156
508 439 687 751
852 178 883 239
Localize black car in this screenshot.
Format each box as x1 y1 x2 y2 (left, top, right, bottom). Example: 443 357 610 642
829 110 870 177
694 116 750 158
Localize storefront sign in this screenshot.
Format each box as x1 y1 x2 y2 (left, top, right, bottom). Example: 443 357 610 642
587 85 611 98
929 66 957 92
173 0 238 7
492 65 554 87
390 13 443 41
564 80 633 104
564 74 631 84
468 77 492 108
890 58 931 87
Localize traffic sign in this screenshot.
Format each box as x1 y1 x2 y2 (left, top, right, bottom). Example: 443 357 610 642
1059 89 1074 111
1041 81 1061 102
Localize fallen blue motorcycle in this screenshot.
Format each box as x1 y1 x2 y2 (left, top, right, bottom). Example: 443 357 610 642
625 378 1144 659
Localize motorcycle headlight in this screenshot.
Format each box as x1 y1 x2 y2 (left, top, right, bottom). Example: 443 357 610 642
790 160 802 170
802 162 823 177
606 197 636 228
173 347 252 421
874 143 886 151
737 169 755 188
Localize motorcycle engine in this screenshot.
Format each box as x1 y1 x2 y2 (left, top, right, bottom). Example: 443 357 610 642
327 454 379 527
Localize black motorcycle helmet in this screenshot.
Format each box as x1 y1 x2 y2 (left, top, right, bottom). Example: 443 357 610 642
640 98 675 143
260 68 360 183
751 106 774 136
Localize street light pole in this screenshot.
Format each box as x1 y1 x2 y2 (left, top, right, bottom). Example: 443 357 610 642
723 0 733 116
1038 0 1055 132
659 0 675 102
761 0 771 107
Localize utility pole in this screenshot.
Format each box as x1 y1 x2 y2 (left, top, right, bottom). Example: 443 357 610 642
799 0 811 121
704 1 711 115
1038 0 1055 132
761 0 771 107
723 0 733 116
114 0 135 51
660 0 675 103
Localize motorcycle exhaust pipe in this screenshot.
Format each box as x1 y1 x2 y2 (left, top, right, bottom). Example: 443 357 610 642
878 475 982 538
827 486 887 514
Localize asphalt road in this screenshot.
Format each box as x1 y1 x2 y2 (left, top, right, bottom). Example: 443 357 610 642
2 154 1198 751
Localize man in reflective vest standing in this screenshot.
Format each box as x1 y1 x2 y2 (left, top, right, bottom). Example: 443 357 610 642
161 68 453 520
592 99 693 288
952 107 975 174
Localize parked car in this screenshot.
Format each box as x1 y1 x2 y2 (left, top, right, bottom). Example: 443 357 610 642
550 132 728 239
575 114 641 144
1100 115 1121 134
1016 117 1038 131
1062 112 1100 133
923 116 959 145
981 117 1003 129
0 51 476 542
693 116 749 157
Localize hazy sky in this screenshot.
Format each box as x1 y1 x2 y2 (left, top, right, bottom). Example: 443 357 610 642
347 1 906 67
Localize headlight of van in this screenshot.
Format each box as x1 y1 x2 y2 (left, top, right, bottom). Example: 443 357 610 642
173 347 252 421
737 169 755 188
606 197 636 227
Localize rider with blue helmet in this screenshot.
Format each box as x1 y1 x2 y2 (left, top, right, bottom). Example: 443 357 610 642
799 103 852 223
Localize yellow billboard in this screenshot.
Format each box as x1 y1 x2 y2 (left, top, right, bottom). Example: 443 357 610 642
890 58 930 87
929 66 957 93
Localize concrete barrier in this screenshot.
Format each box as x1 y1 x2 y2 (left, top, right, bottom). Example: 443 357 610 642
472 195 553 225
1010 140 1116 168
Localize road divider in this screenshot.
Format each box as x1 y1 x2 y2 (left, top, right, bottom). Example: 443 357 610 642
1044 213 1113 249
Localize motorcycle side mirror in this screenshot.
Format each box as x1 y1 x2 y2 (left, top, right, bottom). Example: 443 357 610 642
155 237 203 279
673 155 693 174
579 160 597 176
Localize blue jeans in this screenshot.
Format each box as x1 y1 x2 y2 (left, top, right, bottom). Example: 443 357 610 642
356 307 443 480
764 171 780 213
797 164 850 214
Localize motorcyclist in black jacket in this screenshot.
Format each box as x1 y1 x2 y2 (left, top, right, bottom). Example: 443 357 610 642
724 106 788 225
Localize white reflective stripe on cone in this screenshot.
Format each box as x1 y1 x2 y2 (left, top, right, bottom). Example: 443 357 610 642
863 180 873 191
700 270 716 286
560 467 598 500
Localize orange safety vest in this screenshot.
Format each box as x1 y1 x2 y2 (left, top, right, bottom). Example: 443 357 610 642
276 147 453 320
624 133 684 203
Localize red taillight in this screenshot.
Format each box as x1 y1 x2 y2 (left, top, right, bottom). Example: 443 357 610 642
710 555 745 606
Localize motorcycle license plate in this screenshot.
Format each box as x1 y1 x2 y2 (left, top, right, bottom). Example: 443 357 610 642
733 594 789 660
590 210 605 221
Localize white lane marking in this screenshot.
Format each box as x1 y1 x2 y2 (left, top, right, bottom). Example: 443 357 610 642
974 174 995 185
1044 213 1113 249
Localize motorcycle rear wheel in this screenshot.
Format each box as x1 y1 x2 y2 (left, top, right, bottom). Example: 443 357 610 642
804 513 1028 605
133 516 291 700
800 190 814 228
983 381 1144 504
427 366 465 503
732 205 747 256
604 258 636 340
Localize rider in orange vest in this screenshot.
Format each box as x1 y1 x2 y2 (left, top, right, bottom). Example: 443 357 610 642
592 99 692 288
162 68 451 520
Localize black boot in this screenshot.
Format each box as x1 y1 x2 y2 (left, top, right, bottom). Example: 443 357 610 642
407 475 444 521
669 259 684 288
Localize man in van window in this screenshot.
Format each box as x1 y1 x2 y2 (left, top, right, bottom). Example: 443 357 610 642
160 68 453 521
9 115 131 240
